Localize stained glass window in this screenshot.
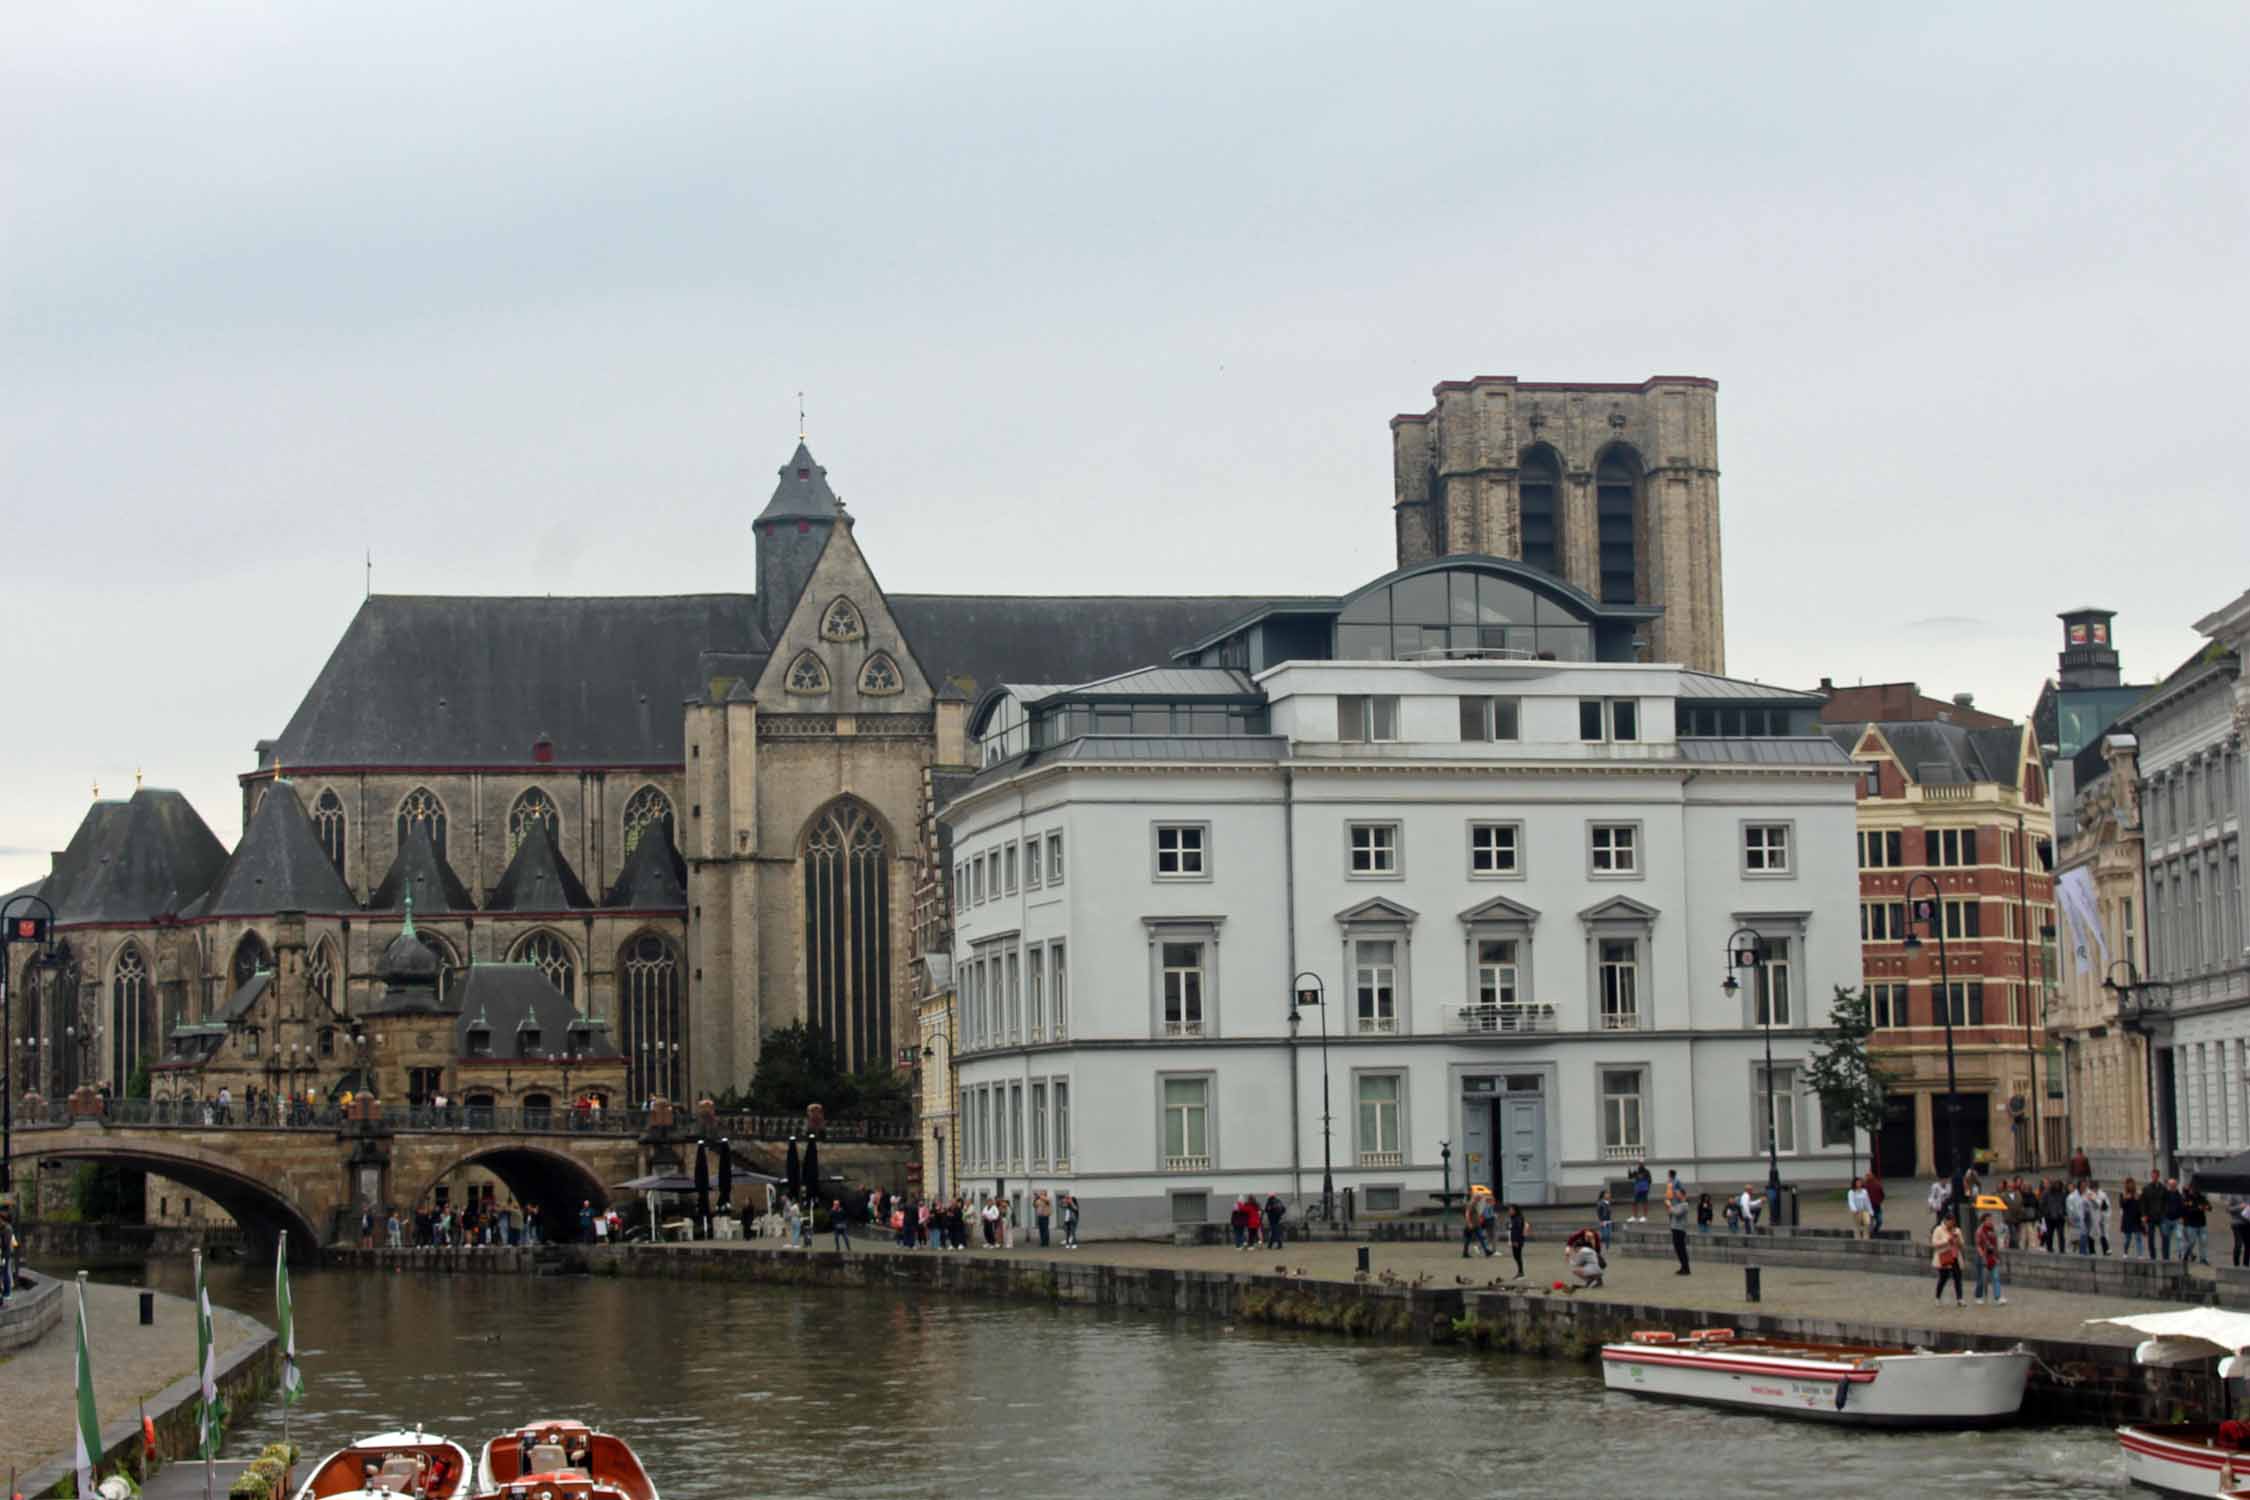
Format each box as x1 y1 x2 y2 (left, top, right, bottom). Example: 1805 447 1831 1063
859 652 902 695
314 788 347 875
509 787 558 855
509 930 577 1007
622 785 673 856
787 651 830 695
821 597 865 641
397 786 447 859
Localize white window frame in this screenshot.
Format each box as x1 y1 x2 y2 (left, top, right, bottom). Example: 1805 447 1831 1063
1754 1063 1799 1156
1468 821 1522 879
1005 842 1019 895
1597 938 1640 1031
1352 936 1399 1035
1006 947 1022 1042
1588 821 1641 877
1742 821 1793 876
1009 1081 1025 1167
1159 1072 1215 1172
1026 836 1043 889
1579 697 1639 743
1339 694 1401 743
1348 821 1402 878
1353 1070 1405 1167
1459 695 1521 743
1599 1066 1647 1160
1051 941 1069 1040
1047 830 1066 885
1153 822 1211 881
1053 1079 1072 1170
1146 918 1221 1038
1030 1080 1049 1167
1161 942 1207 1037
1027 941 1046 1041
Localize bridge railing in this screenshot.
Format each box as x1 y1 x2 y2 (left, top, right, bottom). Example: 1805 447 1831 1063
16 1096 915 1141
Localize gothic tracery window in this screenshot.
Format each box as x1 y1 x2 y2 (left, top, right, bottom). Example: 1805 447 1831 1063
622 785 674 856
112 944 153 1091
397 786 448 860
786 650 831 695
232 932 272 990
314 789 347 875
859 651 903 696
802 798 891 1073
1517 444 1563 578
509 929 578 1008
308 939 338 1015
620 932 683 1103
821 597 865 642
509 787 559 855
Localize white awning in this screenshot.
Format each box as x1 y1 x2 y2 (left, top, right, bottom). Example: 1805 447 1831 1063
2090 1309 2250 1367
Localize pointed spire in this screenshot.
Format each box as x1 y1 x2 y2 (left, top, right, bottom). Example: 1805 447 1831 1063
757 441 841 523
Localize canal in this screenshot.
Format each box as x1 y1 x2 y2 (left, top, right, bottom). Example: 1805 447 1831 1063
138 1260 2124 1497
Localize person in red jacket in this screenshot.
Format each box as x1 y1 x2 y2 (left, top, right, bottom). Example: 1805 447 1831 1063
1243 1194 1263 1250
1973 1210 2007 1304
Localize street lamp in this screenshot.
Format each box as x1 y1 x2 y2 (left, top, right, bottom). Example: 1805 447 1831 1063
1290 972 1331 1221
2103 959 2175 1176
1439 1138 1453 1215
1721 928 1784 1229
922 1033 955 1202
1 894 60 1199
1902 873 1965 1232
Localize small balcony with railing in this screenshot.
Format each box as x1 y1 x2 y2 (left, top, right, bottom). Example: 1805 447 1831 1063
1357 1149 1403 1169
1445 1002 1558 1037
1355 1014 1399 1036
1600 1141 1644 1162
1165 1154 1212 1172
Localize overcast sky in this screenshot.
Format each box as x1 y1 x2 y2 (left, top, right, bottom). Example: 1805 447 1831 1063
4 1 2246 894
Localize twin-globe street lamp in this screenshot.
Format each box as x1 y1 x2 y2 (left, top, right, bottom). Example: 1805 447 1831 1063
1289 972 1332 1220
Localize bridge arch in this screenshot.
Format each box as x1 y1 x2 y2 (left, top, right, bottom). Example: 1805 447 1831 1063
405 1143 613 1239
22 1138 323 1262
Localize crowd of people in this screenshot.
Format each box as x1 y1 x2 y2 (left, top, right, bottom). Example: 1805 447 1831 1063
1921 1154 2243 1266
356 1197 557 1248
772 1186 1086 1253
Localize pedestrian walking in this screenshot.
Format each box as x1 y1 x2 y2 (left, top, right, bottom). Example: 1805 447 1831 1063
1478 1191 1499 1257
1847 1177 1873 1238
1506 1203 1529 1278
2234 1197 2250 1269
1630 1162 1652 1223
2181 1186 2211 1266
1696 1192 1714 1234
1973 1212 2007 1305
1461 1190 1492 1258
1230 1194 1252 1250
2121 1178 2146 1258
1264 1193 1287 1249
1034 1188 1053 1248
1596 1189 1615 1247
831 1198 851 1252
1928 1176 1952 1229
1244 1194 1263 1250
2091 1179 2112 1255
1931 1219 1966 1305
1865 1170 1886 1236
1667 1185 1692 1275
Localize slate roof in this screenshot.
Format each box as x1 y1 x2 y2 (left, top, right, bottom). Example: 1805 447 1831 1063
188 781 357 917
455 965 620 1060
1824 720 2026 787
371 826 476 913
32 789 230 925
216 971 273 1024
485 823 593 911
756 442 842 523
603 815 687 909
883 595 1293 704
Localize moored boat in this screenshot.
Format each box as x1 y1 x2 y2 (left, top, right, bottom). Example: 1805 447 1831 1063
475 1420 659 1500
2094 1309 2250 1496
1598 1327 2031 1427
291 1430 474 1500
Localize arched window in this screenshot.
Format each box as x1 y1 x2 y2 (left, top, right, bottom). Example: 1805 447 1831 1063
821 596 865 642
802 798 891 1073
508 787 559 855
418 929 460 1004
112 944 154 1092
308 939 338 1015
232 932 271 991
619 933 683 1104
1594 446 1642 606
786 650 830 695
859 651 903 696
314 789 347 876
509 930 578 1007
621 785 674 857
397 786 447 860
1517 445 1562 577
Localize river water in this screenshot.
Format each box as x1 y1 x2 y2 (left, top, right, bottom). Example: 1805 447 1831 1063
134 1260 2126 1498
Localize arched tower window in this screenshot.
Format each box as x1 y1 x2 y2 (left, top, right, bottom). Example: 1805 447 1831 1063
314 788 347 876
112 944 153 1092
1517 446 1562 577
619 933 683 1104
622 785 674 856
397 786 447 860
232 932 271 991
802 798 891 1074
308 939 338 1015
1427 464 1447 556
821 597 865 642
859 651 903 696
509 930 578 1008
1594 446 1643 606
509 787 559 856
786 650 831 695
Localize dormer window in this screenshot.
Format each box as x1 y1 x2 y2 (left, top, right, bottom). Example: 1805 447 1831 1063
467 1028 492 1058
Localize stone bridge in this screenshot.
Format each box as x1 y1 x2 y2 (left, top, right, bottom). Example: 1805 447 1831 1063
10 1103 912 1262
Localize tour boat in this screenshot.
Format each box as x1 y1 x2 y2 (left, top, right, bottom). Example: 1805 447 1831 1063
1598 1328 2032 1426
475 1421 660 1500
2095 1309 2250 1496
292 1430 474 1500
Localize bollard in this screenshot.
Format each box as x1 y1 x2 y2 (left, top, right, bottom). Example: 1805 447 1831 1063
1356 1246 1371 1275
139 1290 154 1325
1745 1266 1762 1303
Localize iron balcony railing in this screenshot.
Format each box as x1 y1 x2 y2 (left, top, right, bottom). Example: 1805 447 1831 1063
1445 1003 1557 1036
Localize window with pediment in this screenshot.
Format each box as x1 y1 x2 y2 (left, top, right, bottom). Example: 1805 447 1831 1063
786 650 831 696
821 597 865 642
622 785 674 856
859 651 903 696
397 786 448 860
509 787 559 856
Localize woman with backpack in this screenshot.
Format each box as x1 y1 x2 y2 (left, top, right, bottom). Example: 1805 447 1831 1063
1931 1218 1966 1305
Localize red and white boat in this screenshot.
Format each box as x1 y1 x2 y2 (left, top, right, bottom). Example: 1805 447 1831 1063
474 1420 659 1500
1599 1327 2031 1427
2095 1310 2250 1496
292 1429 474 1500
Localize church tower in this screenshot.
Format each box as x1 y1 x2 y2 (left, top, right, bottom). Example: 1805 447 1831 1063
756 443 841 645
1390 375 1726 673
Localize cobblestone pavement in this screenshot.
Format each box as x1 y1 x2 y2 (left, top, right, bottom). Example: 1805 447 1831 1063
1 1274 261 1471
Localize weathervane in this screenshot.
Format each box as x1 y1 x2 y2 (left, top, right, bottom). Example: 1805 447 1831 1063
797 391 806 442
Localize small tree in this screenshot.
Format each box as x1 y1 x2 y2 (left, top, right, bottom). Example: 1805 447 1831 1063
1804 984 1892 1182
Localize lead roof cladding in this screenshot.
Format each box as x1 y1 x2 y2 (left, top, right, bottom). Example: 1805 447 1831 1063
267 592 1292 768
370 824 477 913
603 811 688 909
453 966 619 1059
1823 720 2027 788
26 787 230 924
484 821 594 912
186 781 358 917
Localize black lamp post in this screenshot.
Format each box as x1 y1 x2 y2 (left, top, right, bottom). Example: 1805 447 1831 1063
2103 959 2175 1176
1439 1138 1453 1215
2 895 61 1199
1902 872 1965 1231
1721 928 1783 1228
1291 972 1331 1220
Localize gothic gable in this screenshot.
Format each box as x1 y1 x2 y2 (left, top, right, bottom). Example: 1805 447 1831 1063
751 522 935 713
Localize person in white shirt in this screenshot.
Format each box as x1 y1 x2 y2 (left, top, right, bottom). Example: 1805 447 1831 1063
1847 1178 1874 1238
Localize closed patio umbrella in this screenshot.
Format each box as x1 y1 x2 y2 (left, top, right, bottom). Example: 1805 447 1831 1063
802 1136 822 1210
694 1144 712 1233
785 1137 801 1201
717 1138 734 1216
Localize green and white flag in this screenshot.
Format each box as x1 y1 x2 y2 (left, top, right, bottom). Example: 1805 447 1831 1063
275 1236 303 1405
196 1253 227 1458
73 1277 102 1499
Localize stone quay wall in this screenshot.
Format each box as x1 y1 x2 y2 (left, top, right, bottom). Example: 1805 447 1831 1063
1 1268 68 1353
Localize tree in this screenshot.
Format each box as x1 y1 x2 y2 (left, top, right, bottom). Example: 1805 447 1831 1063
1804 985 1892 1182
736 1022 913 1122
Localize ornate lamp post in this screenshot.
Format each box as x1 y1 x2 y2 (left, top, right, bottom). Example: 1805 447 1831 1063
1290 972 1332 1220
1902 873 1965 1230
2103 959 2176 1175
1721 929 1784 1227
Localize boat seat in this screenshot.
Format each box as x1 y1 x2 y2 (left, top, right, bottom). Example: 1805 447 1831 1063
528 1446 571 1475
373 1457 422 1491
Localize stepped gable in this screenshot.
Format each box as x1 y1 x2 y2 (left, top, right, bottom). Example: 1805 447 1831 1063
190 781 357 917
486 821 594 911
370 825 476 913
33 787 229 924
604 813 686 909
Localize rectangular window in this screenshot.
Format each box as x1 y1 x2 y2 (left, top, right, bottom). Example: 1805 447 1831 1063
988 851 1003 898
1469 822 1520 876
1009 1082 1025 1164
1744 823 1790 873
1025 836 1042 888
1162 942 1205 1036
1054 1081 1071 1167
1937 981 1987 1026
1004 843 1019 894
1598 939 1639 1029
1756 1066 1797 1155
1858 829 1904 868
1047 831 1065 884
1611 700 1638 741
1590 823 1638 874
1348 822 1400 876
1357 1074 1402 1164
1579 699 1606 741
1354 939 1397 1034
1006 948 1022 1041
1475 939 1519 1012
1458 696 1521 742
1163 1077 1211 1169
1869 982 1905 1029
1155 823 1208 878
1601 1068 1645 1158
1339 694 1400 743
1924 827 1978 867
1861 901 1906 941
1943 898 1983 940
1755 953 1792 1026
1030 1081 1048 1166
955 862 967 903
1859 763 1882 798
1028 945 1046 1041
971 857 985 905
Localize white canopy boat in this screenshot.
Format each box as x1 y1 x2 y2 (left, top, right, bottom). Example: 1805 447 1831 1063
1598 1327 2031 1427
290 1429 474 1500
2096 1309 2250 1496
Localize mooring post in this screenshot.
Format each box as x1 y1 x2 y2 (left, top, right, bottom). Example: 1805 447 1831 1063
1356 1246 1370 1275
1745 1265 1762 1303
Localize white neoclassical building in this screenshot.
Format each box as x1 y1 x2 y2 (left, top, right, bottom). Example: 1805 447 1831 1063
942 557 1867 1237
